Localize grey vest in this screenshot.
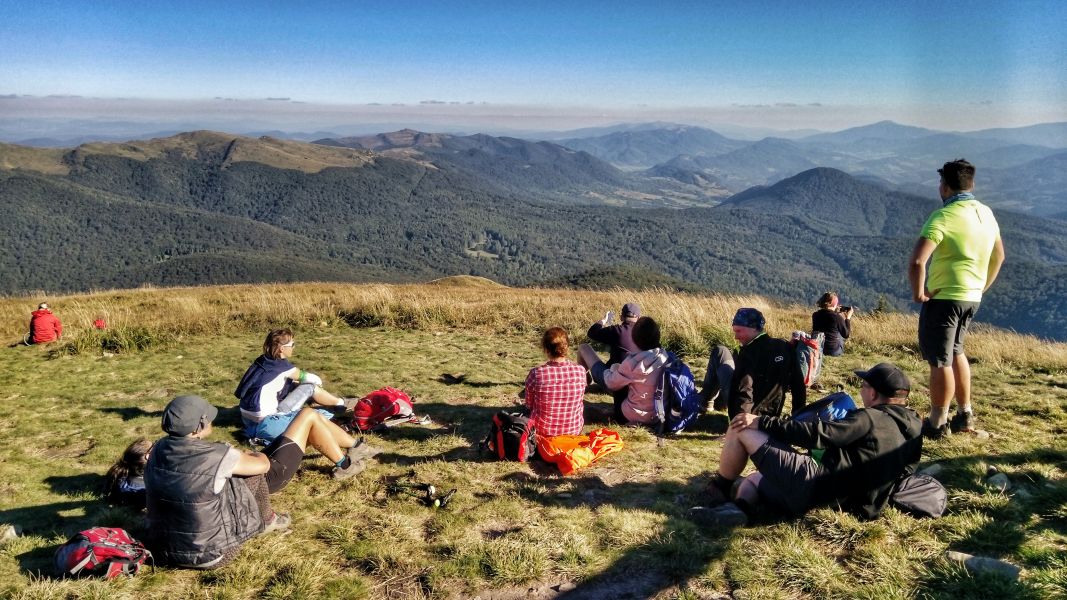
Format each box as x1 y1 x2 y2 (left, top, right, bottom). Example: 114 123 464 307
144 436 262 566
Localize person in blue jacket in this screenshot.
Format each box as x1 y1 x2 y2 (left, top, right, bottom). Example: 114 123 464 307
236 328 353 443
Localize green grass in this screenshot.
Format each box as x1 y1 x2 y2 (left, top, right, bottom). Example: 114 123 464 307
1 296 1066 599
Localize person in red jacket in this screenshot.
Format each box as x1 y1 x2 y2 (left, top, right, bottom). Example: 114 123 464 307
29 302 63 344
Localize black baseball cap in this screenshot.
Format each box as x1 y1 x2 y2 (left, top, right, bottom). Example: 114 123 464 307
161 395 218 436
854 363 911 399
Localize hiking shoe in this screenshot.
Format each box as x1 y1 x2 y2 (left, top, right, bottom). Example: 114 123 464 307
921 418 950 440
701 475 733 506
688 503 748 528
332 459 366 480
347 441 382 463
263 512 291 534
949 411 976 434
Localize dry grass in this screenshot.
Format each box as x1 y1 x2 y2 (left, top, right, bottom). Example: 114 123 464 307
1 281 1065 598
5 280 1065 371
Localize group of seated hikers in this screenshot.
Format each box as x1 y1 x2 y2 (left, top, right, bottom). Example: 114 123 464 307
104 302 919 568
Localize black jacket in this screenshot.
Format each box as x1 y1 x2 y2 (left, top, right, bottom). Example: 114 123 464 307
729 333 806 418
811 308 850 356
759 403 923 519
587 321 639 366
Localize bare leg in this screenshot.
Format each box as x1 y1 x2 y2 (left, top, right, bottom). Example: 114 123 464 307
576 343 601 371
281 408 355 463
717 426 769 480
310 386 343 408
928 366 954 426
735 473 762 505
953 353 971 412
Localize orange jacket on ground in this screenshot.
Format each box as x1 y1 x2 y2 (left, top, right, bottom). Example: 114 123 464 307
536 428 624 476
29 309 62 343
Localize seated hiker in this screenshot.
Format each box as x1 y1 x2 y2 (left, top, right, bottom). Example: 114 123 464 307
703 308 806 418
811 291 853 357
586 302 641 367
104 438 152 510
692 362 922 526
144 395 378 569
578 316 668 425
586 302 642 417
523 327 587 437
236 328 352 443
28 302 63 344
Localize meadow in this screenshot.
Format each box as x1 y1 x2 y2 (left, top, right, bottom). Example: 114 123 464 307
0 279 1065 599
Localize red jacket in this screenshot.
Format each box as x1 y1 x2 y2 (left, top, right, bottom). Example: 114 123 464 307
30 309 62 343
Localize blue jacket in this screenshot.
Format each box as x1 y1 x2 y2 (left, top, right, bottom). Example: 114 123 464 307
235 354 295 416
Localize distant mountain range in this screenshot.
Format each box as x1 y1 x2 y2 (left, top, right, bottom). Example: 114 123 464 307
552 120 1067 216
2 130 1066 340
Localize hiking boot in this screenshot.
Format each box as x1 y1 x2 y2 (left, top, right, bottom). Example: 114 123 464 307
921 418 950 440
688 503 748 528
263 512 291 534
949 411 976 434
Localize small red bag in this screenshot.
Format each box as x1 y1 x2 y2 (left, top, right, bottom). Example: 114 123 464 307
350 387 414 431
54 527 152 578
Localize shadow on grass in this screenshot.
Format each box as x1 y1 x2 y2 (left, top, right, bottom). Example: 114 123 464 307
99 406 164 421
510 472 735 598
44 474 103 496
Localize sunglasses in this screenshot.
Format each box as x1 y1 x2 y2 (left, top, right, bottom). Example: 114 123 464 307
281 340 296 348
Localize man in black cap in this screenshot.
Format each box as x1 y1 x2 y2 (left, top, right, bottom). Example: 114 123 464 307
144 395 379 569
702 307 806 418
692 362 922 526
582 302 643 420
586 302 642 368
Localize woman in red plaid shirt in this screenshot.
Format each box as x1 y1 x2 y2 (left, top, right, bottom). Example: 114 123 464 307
524 327 587 437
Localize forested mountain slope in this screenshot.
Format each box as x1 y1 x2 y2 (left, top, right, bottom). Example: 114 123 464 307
2 134 1066 339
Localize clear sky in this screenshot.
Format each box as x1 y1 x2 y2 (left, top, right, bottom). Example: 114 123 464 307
2 0 1066 132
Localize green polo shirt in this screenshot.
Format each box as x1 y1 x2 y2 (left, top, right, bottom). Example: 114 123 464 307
919 198 1000 302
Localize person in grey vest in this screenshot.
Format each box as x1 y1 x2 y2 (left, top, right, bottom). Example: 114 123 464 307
144 395 291 569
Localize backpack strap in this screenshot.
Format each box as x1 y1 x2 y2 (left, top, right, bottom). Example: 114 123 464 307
68 552 95 576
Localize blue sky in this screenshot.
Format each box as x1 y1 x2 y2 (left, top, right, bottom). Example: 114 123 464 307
2 1 1065 131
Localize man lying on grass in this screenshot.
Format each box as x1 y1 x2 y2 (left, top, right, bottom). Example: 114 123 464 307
691 362 922 526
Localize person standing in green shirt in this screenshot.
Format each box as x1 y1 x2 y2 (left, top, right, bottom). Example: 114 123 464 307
908 159 1005 439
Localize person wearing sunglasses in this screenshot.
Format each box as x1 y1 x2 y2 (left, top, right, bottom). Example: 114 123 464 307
235 328 353 445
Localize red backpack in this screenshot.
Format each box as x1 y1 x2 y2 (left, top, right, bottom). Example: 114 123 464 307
54 527 152 578
350 387 415 431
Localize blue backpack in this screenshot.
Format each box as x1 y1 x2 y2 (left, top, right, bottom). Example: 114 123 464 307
653 351 703 434
792 391 857 423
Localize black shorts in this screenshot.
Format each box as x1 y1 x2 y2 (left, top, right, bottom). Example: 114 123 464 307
919 299 980 367
752 439 826 516
264 435 305 494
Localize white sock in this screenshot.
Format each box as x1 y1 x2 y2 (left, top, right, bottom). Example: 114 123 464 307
929 405 949 427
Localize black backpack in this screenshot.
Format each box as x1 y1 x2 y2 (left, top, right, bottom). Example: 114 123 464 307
889 473 947 518
481 411 537 462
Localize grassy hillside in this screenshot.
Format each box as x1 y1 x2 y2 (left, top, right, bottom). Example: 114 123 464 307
1 282 1065 599
4 133 1067 341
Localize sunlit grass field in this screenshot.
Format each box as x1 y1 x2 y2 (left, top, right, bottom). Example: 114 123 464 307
1 281 1065 599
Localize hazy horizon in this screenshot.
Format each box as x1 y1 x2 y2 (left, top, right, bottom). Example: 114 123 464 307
3 1 1065 140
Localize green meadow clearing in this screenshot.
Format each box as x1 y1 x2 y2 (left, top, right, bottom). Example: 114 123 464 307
0 281 1065 599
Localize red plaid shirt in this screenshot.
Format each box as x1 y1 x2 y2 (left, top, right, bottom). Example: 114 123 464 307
525 360 586 437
